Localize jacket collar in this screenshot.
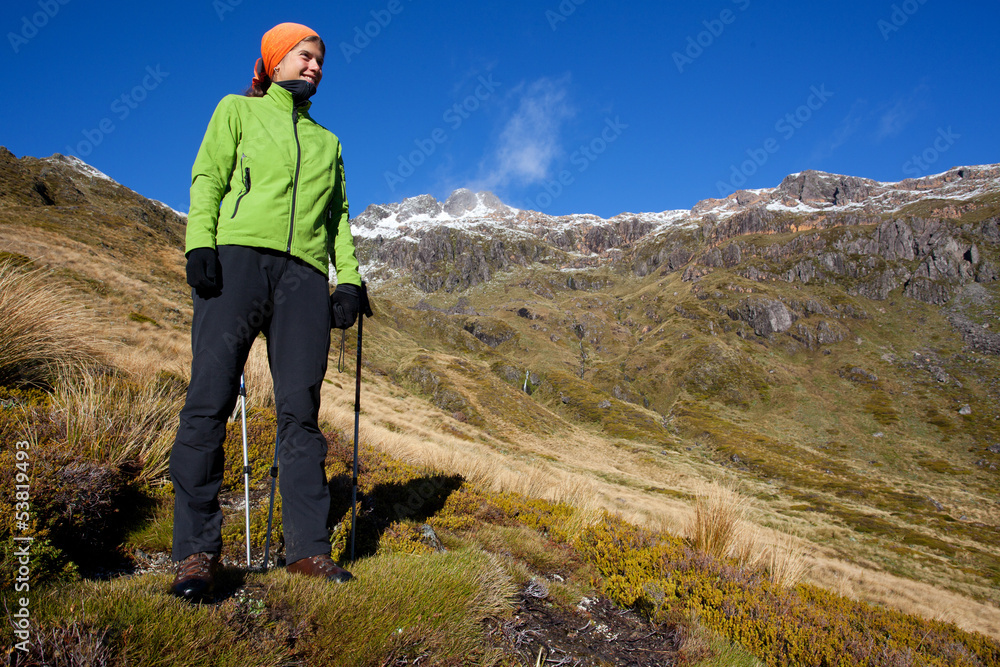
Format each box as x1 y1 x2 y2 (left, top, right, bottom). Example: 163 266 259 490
265 82 312 114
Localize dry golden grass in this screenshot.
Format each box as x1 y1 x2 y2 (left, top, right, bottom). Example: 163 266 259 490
729 520 765 571
803 551 1000 640
0 259 99 386
0 224 188 328
54 368 183 484
320 379 608 513
108 329 190 380
686 482 752 561
762 531 809 588
724 518 809 587
242 340 274 411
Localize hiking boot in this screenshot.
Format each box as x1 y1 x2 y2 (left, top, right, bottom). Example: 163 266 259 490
286 554 354 583
170 552 219 601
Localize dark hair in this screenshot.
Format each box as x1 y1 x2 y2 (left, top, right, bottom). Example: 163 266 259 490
245 35 326 97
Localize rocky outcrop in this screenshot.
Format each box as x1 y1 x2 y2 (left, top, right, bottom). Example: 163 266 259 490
462 317 518 348
727 298 796 337
396 194 443 222
778 171 878 206
363 227 550 293
695 212 999 305
791 320 847 349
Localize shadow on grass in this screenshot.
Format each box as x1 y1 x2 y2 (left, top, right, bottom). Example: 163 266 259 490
210 565 249 603
327 472 464 560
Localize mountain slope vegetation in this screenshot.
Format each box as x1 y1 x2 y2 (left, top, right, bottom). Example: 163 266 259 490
2 146 1000 663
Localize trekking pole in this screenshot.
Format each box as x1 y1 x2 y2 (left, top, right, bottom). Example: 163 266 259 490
238 374 252 569
350 283 374 562
262 429 279 571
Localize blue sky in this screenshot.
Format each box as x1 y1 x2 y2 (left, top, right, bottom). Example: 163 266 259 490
2 0 998 219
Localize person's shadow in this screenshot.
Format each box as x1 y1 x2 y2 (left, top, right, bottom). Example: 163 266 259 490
327 470 463 559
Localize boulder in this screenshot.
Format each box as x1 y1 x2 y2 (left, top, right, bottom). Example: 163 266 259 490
728 298 796 337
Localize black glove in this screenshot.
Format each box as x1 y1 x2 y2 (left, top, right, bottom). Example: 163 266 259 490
185 247 220 294
330 283 361 329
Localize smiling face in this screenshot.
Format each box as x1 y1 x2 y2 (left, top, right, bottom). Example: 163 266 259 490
272 38 324 87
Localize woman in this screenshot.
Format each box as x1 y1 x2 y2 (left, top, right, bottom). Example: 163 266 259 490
169 22 361 601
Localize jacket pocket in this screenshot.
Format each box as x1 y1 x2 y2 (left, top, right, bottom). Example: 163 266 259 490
231 158 252 219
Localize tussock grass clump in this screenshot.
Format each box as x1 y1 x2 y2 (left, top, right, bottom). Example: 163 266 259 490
687 485 809 587
687 483 752 561
764 531 809 588
0 260 99 387
54 368 183 485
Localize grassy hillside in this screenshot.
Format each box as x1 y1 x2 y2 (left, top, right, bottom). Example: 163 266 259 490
359 223 1000 622
3 152 1000 663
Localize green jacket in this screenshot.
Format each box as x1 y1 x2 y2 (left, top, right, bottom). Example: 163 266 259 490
186 83 361 285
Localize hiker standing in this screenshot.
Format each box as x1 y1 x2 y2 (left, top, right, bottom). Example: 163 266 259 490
169 22 360 601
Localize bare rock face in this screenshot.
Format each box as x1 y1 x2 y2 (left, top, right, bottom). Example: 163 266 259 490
477 190 511 215
875 219 917 261
396 194 442 222
728 298 796 337
778 170 879 205
791 320 847 349
443 188 479 217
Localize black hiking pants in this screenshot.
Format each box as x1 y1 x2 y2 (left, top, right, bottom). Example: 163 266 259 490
170 245 333 565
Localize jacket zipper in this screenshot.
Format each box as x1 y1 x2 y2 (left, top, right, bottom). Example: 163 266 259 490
230 166 251 218
287 106 302 253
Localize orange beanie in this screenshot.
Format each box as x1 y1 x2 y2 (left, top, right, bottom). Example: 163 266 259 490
251 22 319 89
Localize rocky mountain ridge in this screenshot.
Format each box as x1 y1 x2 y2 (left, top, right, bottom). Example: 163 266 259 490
355 164 1000 247
354 165 1000 302
0 146 187 240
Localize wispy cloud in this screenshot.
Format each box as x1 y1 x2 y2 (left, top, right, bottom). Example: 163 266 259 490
472 75 575 191
807 83 933 166
808 98 869 163
875 83 930 141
